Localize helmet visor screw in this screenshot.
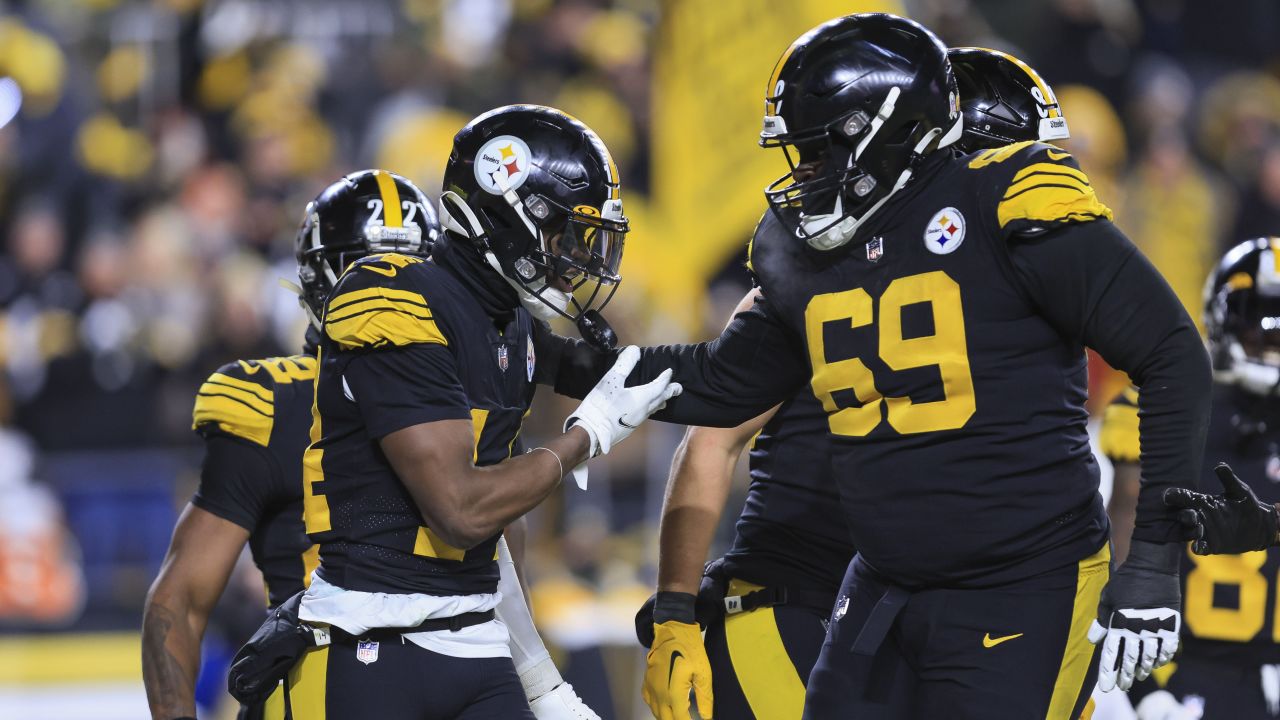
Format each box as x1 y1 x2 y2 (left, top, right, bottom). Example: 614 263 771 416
514 257 538 280
527 197 549 220
853 175 877 197
843 112 869 137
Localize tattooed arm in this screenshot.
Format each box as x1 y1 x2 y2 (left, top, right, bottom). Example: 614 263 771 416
142 504 249 719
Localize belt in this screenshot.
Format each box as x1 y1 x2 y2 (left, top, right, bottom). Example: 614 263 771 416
724 580 835 615
328 609 495 643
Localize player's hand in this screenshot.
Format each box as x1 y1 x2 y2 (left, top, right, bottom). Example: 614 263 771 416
1164 463 1280 554
529 682 601 720
635 562 730 649
642 593 712 720
566 346 682 458
1088 540 1181 692
1134 690 1202 720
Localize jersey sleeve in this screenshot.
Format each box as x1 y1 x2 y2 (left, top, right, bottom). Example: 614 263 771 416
342 343 472 439
190 434 277 531
322 253 447 350
192 360 278 447
1100 386 1141 464
971 141 1113 238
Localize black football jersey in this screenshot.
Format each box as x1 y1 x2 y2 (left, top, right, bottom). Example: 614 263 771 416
745 142 1115 588
191 354 319 608
1103 383 1280 664
722 389 852 595
305 253 534 596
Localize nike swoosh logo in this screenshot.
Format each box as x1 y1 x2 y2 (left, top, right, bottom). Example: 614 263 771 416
983 632 1024 648
619 418 639 430
237 360 261 375
1045 149 1070 161
668 650 683 682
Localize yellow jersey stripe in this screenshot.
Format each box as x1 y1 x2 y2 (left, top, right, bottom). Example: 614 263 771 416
1002 180 1088 204
723 578 808 718
413 526 466 562
205 372 273 402
197 383 274 417
374 170 403 227
470 408 489 463
328 286 430 315
192 395 273 446
1010 162 1090 186
967 140 1037 169
1045 545 1110 720
325 308 448 349
325 299 434 327
997 184 1112 229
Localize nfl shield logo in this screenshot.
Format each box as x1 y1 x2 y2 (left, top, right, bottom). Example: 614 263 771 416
356 639 379 665
867 236 884 262
833 595 850 622
496 344 509 372
526 336 536 382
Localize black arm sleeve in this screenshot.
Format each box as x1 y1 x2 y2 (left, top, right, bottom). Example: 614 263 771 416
191 434 279 532
1008 219 1212 543
533 295 809 428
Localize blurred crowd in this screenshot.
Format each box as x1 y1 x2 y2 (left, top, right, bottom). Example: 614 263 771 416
0 0 1278 651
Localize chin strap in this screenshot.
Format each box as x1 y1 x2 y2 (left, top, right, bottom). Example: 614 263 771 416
279 277 324 332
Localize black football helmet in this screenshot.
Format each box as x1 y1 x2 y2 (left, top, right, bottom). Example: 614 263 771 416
760 13 963 250
294 170 438 328
439 104 627 345
949 47 1069 153
1205 237 1280 395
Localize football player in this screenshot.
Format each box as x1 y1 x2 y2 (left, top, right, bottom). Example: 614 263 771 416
1102 238 1280 719
286 105 680 719
634 46 1072 720
141 170 434 720
144 170 597 720
542 14 1209 720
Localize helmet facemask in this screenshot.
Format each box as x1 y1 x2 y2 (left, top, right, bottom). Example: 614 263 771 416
439 176 628 328
762 88 960 251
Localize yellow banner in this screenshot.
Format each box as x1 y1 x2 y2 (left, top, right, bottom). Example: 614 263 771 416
641 0 902 324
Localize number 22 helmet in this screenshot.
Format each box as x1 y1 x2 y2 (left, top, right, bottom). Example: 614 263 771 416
438 104 628 348
293 170 438 329
948 47 1070 153
760 13 963 251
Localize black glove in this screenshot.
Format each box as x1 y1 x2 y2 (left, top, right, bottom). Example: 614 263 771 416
1164 463 1280 554
228 591 326 705
634 559 731 648
1087 540 1181 692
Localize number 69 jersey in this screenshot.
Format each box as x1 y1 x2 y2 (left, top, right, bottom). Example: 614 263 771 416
748 141 1115 589
1103 384 1280 664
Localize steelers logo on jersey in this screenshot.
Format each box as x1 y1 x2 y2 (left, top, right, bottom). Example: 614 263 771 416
474 135 532 195
923 207 966 254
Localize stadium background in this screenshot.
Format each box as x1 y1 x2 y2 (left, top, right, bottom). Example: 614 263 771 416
0 0 1277 717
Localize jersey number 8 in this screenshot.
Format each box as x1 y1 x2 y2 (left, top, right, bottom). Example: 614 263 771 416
805 271 976 437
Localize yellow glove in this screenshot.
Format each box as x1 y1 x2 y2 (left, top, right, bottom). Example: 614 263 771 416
642 620 713 720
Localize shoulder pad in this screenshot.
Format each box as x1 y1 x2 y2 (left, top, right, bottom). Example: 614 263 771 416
1099 385 1140 463
192 359 285 446
323 254 448 350
969 142 1113 235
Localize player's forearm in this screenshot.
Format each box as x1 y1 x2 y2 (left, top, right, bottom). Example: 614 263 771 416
141 588 204 720
656 427 743 594
431 427 591 549
1107 463 1141 564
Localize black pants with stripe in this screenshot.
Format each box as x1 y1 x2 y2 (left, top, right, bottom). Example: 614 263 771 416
703 578 830 720
281 631 534 719
803 546 1109 720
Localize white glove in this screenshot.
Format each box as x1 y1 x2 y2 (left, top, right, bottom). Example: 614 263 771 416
1134 690 1203 720
1088 607 1181 692
529 682 601 720
564 346 681 487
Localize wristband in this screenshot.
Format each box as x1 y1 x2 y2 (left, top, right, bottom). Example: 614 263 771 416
652 591 697 625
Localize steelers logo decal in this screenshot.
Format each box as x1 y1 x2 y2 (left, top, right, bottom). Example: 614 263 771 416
923 207 966 255
475 135 532 195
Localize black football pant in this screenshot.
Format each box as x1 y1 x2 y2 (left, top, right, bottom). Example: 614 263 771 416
703 578 830 720
803 545 1109 720
281 631 534 719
